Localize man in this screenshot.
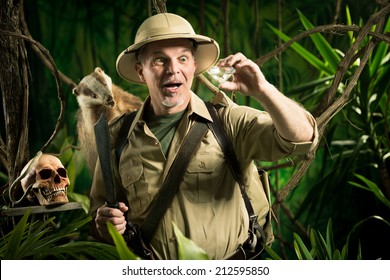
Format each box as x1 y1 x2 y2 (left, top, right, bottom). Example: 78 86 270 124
89 13 318 259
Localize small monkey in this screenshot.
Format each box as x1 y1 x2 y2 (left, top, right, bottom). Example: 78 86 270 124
73 67 142 174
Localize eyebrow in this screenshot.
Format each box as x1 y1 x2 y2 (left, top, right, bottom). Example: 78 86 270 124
137 42 194 62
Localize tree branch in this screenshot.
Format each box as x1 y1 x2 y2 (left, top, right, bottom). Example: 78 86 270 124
272 3 390 211
0 30 64 153
317 3 389 122
0 135 8 171
153 0 167 13
255 24 390 67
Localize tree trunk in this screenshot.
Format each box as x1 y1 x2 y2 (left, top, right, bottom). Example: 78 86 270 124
0 0 30 186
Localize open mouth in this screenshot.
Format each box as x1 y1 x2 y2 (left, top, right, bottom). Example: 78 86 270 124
163 83 182 90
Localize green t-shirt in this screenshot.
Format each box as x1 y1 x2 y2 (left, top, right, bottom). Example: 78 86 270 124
144 110 186 156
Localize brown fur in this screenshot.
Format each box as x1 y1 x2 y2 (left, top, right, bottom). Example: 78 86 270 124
73 67 143 174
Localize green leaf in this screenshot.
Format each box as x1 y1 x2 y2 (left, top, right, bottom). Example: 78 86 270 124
107 222 140 260
298 10 340 73
173 223 209 260
369 17 390 76
310 229 328 259
341 244 348 259
267 24 332 75
50 240 118 259
288 75 334 95
345 5 354 43
17 219 55 258
263 245 283 260
333 249 341 260
349 174 390 208
317 229 333 259
4 209 31 259
357 241 362 260
67 192 90 214
325 219 335 258
0 211 113 260
293 233 313 260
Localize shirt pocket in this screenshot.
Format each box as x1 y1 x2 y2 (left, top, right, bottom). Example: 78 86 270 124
183 153 222 203
120 159 150 214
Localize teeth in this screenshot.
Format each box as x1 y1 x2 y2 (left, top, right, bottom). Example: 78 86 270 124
42 188 67 199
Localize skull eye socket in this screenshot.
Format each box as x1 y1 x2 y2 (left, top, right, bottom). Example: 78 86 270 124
57 167 68 178
39 169 53 180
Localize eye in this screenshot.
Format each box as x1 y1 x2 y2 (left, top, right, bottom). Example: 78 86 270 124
153 57 165 66
39 169 52 180
57 168 68 178
179 56 188 63
92 93 97 99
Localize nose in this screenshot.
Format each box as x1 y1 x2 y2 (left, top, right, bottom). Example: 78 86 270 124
166 60 180 75
54 174 61 184
105 95 115 107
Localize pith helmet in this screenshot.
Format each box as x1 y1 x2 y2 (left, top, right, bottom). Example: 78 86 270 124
116 13 220 84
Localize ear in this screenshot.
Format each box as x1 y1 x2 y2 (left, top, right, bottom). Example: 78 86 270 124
95 67 103 74
135 63 145 82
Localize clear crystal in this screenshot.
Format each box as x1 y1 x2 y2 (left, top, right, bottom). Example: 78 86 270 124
207 66 235 83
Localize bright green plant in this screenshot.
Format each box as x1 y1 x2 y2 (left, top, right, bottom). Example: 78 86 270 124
265 219 353 260
266 5 390 259
106 222 140 260
0 209 118 259
265 217 390 260
107 222 209 260
173 223 209 260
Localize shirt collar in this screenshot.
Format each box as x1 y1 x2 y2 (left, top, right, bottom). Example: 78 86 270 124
187 91 213 122
137 91 213 123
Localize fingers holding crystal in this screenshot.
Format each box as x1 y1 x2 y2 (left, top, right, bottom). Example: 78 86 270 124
215 53 267 95
217 52 247 68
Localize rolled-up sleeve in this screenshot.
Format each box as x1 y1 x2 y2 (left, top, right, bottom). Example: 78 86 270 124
274 111 318 155
218 102 319 163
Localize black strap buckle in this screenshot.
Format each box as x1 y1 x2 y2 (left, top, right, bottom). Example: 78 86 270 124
124 222 153 259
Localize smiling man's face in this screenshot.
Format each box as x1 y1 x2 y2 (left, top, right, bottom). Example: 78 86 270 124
135 39 198 115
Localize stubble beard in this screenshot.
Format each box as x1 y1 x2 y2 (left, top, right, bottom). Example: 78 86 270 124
162 95 184 108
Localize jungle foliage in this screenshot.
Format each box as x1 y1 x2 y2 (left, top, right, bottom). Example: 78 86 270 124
1 0 390 260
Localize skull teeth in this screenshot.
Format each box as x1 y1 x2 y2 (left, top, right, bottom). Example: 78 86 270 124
43 188 67 199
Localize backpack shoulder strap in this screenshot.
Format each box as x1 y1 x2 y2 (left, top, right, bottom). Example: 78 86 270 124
205 102 267 245
115 111 138 164
140 117 209 244
114 111 210 253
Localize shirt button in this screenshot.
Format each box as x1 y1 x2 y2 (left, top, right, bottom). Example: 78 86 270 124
199 161 205 168
154 140 159 146
169 236 176 243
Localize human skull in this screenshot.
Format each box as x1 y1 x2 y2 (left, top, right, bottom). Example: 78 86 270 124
20 154 69 205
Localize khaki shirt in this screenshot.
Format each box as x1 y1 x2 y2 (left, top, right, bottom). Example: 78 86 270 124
89 91 318 259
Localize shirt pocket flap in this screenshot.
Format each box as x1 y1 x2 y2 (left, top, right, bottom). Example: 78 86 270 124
120 159 143 186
